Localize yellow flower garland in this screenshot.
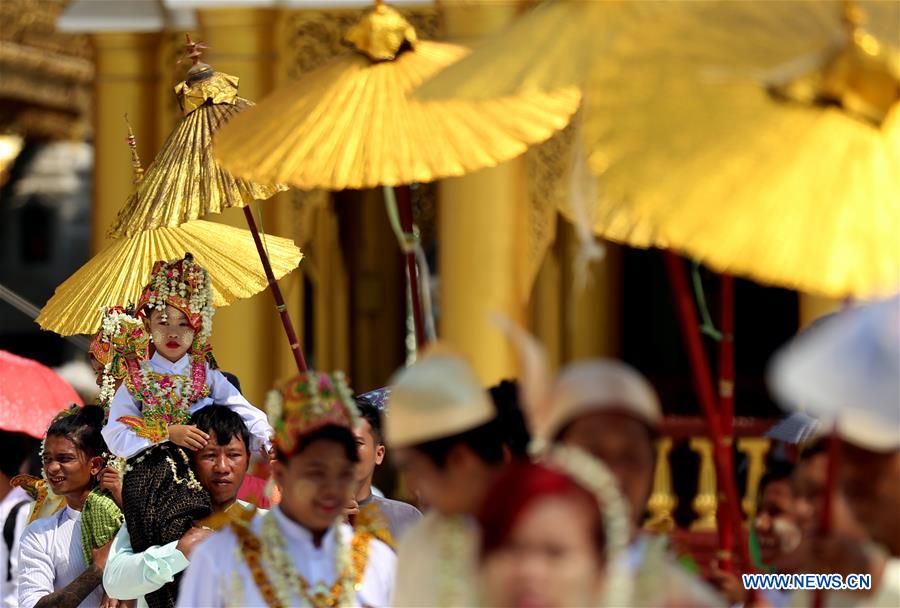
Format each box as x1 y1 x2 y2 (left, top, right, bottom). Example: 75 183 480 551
231 513 372 608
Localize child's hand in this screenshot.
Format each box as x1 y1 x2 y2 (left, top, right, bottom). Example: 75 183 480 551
168 425 209 451
98 467 123 507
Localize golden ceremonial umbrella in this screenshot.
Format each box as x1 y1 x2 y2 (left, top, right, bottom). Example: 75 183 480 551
36 220 303 336
212 2 580 190
213 2 579 350
414 0 669 101
108 41 285 238
583 0 900 298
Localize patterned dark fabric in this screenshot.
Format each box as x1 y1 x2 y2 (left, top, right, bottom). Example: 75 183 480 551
123 444 211 608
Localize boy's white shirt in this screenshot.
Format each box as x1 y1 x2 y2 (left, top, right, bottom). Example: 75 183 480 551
176 506 396 607
102 351 273 459
16 506 104 608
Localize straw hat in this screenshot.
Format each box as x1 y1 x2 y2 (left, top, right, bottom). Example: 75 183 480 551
385 347 495 448
543 359 662 441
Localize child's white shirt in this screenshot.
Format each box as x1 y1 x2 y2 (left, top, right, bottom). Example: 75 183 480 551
102 351 272 459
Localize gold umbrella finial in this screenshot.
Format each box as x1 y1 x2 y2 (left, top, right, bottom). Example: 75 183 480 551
767 0 899 127
180 34 213 82
344 1 417 62
123 114 143 185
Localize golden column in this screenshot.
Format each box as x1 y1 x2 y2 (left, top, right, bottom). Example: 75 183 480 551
91 32 160 253
197 7 288 404
438 0 530 385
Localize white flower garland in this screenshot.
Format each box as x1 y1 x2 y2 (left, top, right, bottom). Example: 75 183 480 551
95 307 144 405
260 512 355 607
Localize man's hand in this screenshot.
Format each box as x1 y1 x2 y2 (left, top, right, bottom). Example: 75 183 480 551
176 526 213 560
97 467 123 507
168 425 209 451
706 562 747 606
92 539 113 571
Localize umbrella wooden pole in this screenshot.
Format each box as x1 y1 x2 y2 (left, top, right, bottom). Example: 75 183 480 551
717 273 736 573
242 206 308 372
394 186 427 351
664 252 751 570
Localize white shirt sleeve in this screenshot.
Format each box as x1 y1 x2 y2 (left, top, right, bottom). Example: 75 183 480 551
207 369 273 455
174 534 227 608
360 538 397 607
16 525 55 608
103 524 189 601
103 383 159 459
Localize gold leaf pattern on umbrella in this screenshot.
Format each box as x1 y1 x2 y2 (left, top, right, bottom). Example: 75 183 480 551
213 4 580 190
582 0 900 297
107 66 286 238
37 220 303 336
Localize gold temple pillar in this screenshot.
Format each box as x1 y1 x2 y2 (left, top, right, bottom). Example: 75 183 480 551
561 224 622 359
91 32 159 253
438 0 529 384
196 8 288 404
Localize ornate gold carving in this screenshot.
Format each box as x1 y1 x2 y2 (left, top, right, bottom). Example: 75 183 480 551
645 437 677 533
0 0 93 139
737 437 771 521
690 437 718 532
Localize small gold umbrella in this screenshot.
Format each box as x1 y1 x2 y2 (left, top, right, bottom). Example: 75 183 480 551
37 220 303 336
108 41 286 238
583 0 900 298
213 2 580 190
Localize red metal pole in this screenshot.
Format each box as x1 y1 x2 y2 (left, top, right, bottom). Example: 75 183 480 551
664 252 751 570
717 273 735 572
395 185 427 350
242 206 308 372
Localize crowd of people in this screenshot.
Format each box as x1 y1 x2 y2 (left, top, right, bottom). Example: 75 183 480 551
0 253 897 608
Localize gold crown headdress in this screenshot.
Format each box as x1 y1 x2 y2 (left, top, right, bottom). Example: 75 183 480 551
137 253 215 343
266 371 360 457
89 305 150 406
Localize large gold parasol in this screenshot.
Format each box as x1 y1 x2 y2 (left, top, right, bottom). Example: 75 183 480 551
107 42 286 238
582 0 900 298
414 0 668 101
37 220 303 336
212 2 580 190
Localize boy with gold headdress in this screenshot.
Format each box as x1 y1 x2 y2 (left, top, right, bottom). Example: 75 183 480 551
101 253 272 608
176 371 396 607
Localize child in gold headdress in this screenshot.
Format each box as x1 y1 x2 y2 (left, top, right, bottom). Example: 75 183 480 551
101 253 272 608
177 371 396 608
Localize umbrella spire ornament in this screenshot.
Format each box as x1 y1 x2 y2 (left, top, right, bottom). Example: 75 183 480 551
107 35 285 238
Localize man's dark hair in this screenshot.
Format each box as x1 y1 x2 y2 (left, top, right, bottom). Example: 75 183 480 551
190 405 250 453
758 459 795 496
798 437 828 462
355 398 384 445
413 418 505 469
489 379 530 459
45 405 107 459
0 431 36 478
221 372 242 393
276 425 360 464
